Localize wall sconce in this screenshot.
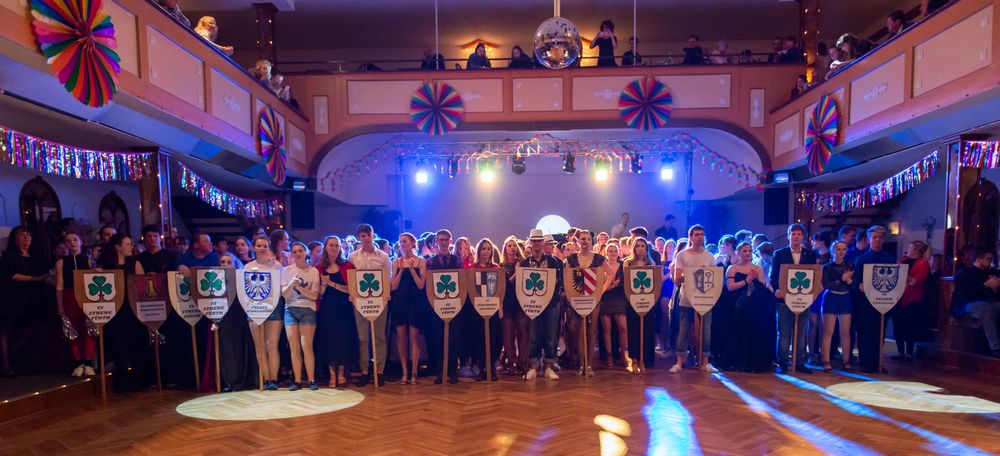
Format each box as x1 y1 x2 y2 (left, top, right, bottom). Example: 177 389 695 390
888 221 900 235
461 39 500 59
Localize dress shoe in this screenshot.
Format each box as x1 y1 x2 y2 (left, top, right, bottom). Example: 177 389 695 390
221 385 234 393
376 376 385 387
356 374 370 387
447 375 458 384
434 376 443 384
776 365 789 374
795 364 813 374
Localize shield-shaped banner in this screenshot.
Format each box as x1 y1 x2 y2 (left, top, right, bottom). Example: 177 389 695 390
425 269 468 321
624 266 663 315
167 272 202 326
780 264 824 313
563 267 607 317
236 266 282 325
73 270 125 325
348 269 390 322
126 273 170 330
863 263 909 314
467 268 506 317
515 267 557 319
683 266 724 316
190 268 236 322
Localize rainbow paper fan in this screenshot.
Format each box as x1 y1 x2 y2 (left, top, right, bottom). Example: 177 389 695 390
31 0 121 108
806 95 839 175
410 82 464 135
259 107 286 185
618 77 673 131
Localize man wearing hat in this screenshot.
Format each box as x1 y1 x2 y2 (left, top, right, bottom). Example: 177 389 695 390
519 229 564 380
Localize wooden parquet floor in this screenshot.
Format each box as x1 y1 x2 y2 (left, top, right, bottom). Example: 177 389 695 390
2 360 999 455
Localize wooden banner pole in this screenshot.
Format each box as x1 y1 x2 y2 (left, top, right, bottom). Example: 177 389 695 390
791 316 799 374
153 331 162 392
256 324 265 391
484 318 492 383
582 316 589 376
878 314 885 374
190 326 200 391
98 327 106 400
696 313 703 369
639 318 645 375
370 321 379 390
214 327 222 393
442 320 450 383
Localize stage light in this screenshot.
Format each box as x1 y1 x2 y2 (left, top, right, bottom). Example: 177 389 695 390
512 152 526 175
415 161 429 184
480 169 496 183
562 153 576 174
448 158 459 178
594 159 610 182
631 154 642 173
660 166 674 180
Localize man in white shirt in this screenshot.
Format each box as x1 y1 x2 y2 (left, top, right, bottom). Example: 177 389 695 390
669 224 717 373
348 223 392 387
610 212 630 238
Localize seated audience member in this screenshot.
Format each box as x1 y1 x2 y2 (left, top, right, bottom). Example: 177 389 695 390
249 60 272 87
886 10 909 39
270 74 292 101
621 37 642 66
467 43 492 70
157 0 190 28
709 40 730 64
682 35 705 65
951 249 1000 358
791 74 809 99
829 33 857 75
778 36 803 64
508 45 535 69
921 0 948 17
767 36 784 63
194 16 234 56
854 38 875 56
420 47 445 70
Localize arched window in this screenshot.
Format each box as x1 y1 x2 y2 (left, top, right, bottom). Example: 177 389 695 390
99 191 130 238
961 178 999 255
19 176 62 258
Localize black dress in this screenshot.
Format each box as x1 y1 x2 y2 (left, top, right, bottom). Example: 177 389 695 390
730 272 777 372
103 257 154 391
390 268 422 327
0 251 50 329
316 271 358 371
594 37 617 67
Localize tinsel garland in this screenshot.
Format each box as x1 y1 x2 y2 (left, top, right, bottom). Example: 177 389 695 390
177 163 283 218
1 125 152 181
799 150 939 213
960 140 1000 168
320 132 764 192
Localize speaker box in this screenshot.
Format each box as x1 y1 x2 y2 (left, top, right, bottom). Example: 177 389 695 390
764 186 789 226
290 192 315 230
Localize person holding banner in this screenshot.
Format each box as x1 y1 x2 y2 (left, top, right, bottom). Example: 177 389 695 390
348 224 392 387
500 236 528 375
625 237 658 371
820 240 854 372
670 225 719 374
564 230 607 376
852 225 895 373
770 223 818 374
245 235 284 391
281 242 321 391
316 236 356 387
98 234 149 392
56 233 96 377
471 238 502 381
520 229 564 381
725 242 775 372
601 243 630 370
426 229 462 384
389 233 426 385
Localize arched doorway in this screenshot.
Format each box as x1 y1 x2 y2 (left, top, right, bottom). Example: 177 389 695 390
961 178 1000 255
19 176 62 258
99 191 130 238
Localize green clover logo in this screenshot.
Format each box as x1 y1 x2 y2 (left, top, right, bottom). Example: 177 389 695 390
179 277 191 296
632 271 652 291
200 271 223 293
360 273 380 293
436 274 456 295
790 271 811 291
526 272 545 292
88 275 112 299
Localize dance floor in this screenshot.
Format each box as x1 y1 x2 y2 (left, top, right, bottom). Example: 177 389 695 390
2 360 999 455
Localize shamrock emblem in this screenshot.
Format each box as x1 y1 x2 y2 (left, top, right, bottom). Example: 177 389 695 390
632 271 652 292
436 274 457 295
200 271 223 293
88 275 113 300
179 277 191 296
790 271 811 292
360 273 380 293
526 272 545 292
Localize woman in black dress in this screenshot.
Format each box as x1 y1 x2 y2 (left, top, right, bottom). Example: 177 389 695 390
600 242 630 370
500 236 527 375
590 19 618 67
98 234 148 391
726 242 775 372
389 233 426 384
0 226 52 377
316 236 357 387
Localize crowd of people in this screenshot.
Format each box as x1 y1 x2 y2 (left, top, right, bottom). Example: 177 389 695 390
5 211 997 393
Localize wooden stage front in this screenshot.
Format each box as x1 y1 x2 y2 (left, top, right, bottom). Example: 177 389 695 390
2 360 999 455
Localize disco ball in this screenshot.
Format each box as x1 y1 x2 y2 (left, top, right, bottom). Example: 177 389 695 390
533 17 582 69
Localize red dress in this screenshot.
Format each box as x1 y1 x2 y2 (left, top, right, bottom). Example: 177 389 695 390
900 258 929 307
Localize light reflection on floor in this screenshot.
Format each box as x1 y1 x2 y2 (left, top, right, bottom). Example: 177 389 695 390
642 387 703 456
826 381 1000 414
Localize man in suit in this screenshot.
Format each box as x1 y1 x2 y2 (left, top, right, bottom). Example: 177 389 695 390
770 223 818 373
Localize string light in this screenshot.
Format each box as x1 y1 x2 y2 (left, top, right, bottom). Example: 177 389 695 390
1 125 153 182
178 163 283 218
799 150 938 213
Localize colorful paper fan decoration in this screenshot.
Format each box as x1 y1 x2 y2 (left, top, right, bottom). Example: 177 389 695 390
806 95 840 175
410 82 464 135
30 0 121 108
618 77 673 131
259 107 286 186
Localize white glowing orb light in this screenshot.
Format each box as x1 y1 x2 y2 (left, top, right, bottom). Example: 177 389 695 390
415 169 429 184
595 168 610 182
536 214 570 235
479 169 496 184
660 167 674 181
